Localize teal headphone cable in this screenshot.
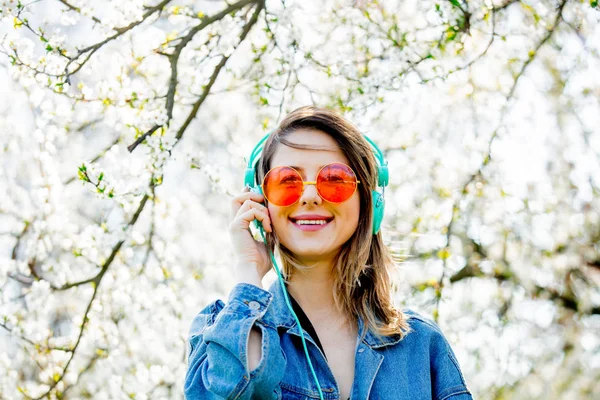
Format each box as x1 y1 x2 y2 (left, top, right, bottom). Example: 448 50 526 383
251 215 325 399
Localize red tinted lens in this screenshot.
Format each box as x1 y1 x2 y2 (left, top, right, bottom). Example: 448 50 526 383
262 166 303 206
316 163 358 203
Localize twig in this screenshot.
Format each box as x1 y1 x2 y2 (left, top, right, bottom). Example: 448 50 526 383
507 0 567 99
32 282 100 399
56 0 103 25
0 322 72 352
11 221 31 261
64 135 121 185
126 124 160 153
62 0 173 84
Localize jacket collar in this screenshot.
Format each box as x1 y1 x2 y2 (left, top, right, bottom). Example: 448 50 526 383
263 279 404 349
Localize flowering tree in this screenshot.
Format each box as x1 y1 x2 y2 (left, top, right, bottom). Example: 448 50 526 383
0 0 599 398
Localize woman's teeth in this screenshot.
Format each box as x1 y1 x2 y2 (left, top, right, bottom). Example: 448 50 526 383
295 220 328 225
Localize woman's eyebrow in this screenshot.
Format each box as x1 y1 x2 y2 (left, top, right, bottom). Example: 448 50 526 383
288 165 325 171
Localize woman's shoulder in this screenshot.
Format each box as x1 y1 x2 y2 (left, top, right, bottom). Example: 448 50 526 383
397 308 457 350
395 308 472 398
401 308 446 336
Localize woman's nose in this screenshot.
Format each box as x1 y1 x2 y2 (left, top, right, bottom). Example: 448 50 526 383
300 182 322 205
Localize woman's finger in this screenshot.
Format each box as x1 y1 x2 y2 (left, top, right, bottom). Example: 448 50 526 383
232 208 272 233
230 189 265 219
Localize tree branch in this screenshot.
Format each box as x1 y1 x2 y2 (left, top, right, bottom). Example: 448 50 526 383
127 0 261 152
507 0 567 99
62 0 173 84
56 0 103 25
55 193 149 291
493 0 521 12
432 0 569 321
0 322 72 353
126 124 160 153
32 282 100 399
174 1 264 144
446 266 599 316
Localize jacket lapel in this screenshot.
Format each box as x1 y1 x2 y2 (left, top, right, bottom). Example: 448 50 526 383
350 315 384 399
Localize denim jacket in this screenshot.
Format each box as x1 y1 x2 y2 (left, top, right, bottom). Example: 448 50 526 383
185 281 473 400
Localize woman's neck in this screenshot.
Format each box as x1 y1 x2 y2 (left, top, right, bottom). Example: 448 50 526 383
285 265 340 320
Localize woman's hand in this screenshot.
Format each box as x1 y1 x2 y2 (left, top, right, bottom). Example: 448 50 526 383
229 186 273 285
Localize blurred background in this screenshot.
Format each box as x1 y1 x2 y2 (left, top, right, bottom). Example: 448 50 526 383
0 0 599 398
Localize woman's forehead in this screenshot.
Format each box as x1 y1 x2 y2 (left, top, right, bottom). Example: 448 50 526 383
270 129 349 168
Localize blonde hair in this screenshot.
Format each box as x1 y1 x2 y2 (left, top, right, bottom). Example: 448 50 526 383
256 106 410 339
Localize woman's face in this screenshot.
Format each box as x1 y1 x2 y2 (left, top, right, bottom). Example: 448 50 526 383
267 129 360 264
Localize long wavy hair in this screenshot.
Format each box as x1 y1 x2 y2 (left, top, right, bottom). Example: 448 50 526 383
256 106 411 339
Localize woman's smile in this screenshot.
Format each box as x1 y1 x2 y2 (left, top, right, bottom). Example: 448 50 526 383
289 218 334 231
289 213 334 231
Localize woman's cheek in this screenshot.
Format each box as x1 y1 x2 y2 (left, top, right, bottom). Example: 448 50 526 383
268 205 286 232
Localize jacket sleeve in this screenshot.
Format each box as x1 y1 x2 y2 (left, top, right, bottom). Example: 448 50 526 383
184 283 286 400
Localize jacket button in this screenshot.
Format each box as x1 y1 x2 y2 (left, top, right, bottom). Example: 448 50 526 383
248 301 261 310
358 348 365 353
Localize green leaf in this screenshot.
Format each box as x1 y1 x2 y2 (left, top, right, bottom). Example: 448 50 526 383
446 27 457 42
591 0 598 7
449 0 461 8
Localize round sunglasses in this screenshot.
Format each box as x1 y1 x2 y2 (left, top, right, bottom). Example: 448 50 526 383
261 162 361 207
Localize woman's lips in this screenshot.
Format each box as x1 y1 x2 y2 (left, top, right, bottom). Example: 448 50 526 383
289 219 332 232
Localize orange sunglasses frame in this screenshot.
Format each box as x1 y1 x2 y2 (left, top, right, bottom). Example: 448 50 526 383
260 162 361 207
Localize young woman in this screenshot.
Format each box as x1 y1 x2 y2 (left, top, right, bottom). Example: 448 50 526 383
185 106 473 399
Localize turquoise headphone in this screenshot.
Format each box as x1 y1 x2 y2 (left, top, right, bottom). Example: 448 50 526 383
244 131 389 234
241 129 388 399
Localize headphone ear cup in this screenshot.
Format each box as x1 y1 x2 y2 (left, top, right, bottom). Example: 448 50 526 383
378 165 389 187
371 190 385 235
244 168 256 189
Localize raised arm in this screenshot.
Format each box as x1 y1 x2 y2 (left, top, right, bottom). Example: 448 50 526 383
184 283 286 399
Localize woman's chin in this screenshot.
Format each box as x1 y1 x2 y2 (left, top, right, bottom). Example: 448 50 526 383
284 244 338 262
